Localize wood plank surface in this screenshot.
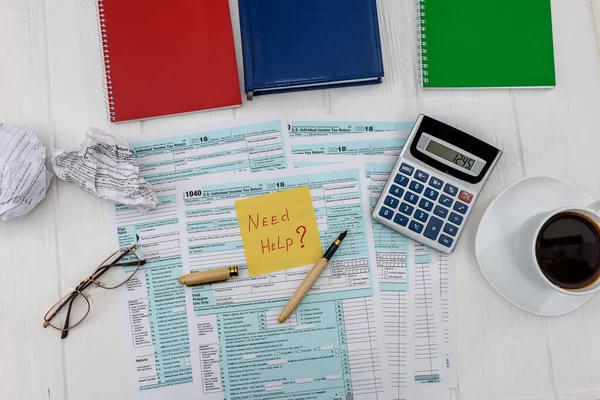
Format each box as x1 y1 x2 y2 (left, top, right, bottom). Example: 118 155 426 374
1 0 599 399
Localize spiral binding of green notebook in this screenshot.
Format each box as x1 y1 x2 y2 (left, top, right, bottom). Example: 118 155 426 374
417 0 556 88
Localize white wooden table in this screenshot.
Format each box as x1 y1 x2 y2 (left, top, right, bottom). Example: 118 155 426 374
2 0 600 399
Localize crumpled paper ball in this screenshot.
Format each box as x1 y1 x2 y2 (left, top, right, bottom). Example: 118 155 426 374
0 123 53 221
51 128 157 212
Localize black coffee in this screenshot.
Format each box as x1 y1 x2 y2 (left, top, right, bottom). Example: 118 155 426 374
535 212 600 289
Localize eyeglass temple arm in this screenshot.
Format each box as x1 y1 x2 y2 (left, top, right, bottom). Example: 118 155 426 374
82 248 136 289
87 260 146 288
61 296 77 339
105 260 144 268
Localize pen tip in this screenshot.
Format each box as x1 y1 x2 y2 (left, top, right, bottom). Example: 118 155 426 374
339 230 348 241
278 315 286 323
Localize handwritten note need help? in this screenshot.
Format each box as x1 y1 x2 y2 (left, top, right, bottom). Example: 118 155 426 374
234 186 322 277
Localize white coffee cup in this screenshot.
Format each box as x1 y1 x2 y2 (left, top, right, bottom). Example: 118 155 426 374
514 201 600 296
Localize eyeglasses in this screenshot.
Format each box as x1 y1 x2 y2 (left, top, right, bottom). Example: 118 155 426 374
43 245 146 339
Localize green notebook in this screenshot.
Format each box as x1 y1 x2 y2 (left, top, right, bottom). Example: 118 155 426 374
418 0 556 88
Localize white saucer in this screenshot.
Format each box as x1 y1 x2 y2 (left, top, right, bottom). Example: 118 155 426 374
475 176 596 316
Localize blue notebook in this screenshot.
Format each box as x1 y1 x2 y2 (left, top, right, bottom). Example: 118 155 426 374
238 0 384 99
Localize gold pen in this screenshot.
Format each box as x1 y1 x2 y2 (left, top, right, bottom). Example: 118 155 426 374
278 230 348 323
178 266 239 287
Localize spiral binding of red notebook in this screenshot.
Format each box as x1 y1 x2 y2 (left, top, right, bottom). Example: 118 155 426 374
97 0 241 122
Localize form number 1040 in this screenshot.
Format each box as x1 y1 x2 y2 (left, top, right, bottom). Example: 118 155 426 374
184 190 202 198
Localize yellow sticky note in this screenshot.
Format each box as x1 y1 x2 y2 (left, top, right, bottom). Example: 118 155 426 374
234 186 322 277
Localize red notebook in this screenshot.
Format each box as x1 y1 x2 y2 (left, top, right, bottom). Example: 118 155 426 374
97 0 241 122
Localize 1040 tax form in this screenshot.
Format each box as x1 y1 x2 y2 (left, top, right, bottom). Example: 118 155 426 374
176 163 393 400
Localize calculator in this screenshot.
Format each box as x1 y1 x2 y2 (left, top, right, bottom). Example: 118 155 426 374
373 115 502 253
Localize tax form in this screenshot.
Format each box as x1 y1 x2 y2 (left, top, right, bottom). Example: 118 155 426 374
110 118 293 398
288 116 457 393
176 163 393 400
294 155 416 400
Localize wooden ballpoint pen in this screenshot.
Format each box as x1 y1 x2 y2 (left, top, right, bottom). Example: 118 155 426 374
278 230 348 323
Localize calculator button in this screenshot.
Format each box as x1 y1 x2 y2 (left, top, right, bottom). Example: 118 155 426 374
408 181 424 194
394 174 409 187
453 201 469 215
415 170 429 183
443 223 458 237
439 194 454 207
458 190 474 204
418 198 434 211
424 188 439 201
384 196 400 209
408 220 424 234
389 184 404 198
399 163 414 176
404 192 419 205
394 214 409 226
414 210 429 222
439 234 454 248
424 216 443 241
429 177 444 189
433 205 449 218
378 207 394 220
443 183 458 197
449 212 464 225
399 202 414 216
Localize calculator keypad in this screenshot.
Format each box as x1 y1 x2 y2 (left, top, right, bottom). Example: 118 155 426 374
376 162 475 251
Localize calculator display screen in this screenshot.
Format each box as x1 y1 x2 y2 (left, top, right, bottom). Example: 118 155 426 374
425 140 476 171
